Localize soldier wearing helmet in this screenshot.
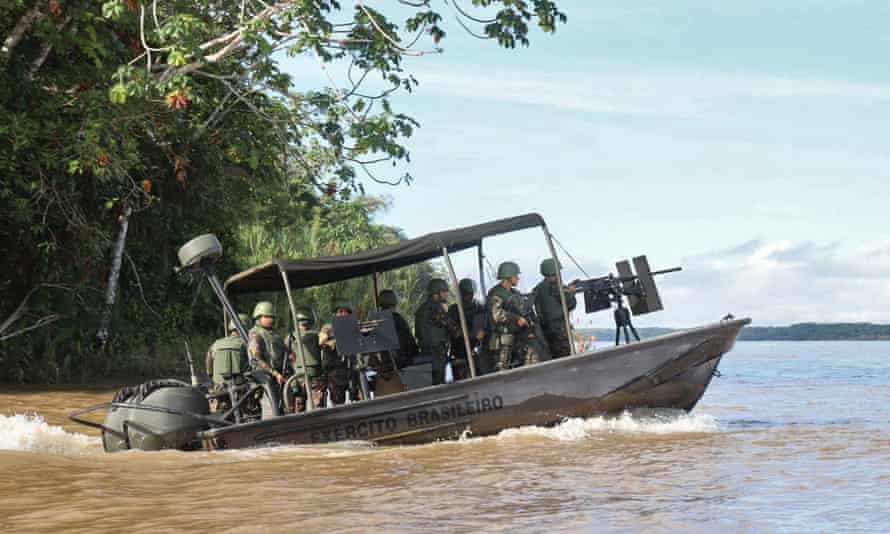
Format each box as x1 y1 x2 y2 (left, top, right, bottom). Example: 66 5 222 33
323 299 353 404
534 258 577 358
285 309 324 411
447 278 487 377
485 261 542 371
414 278 462 385
378 289 418 368
248 301 290 386
205 313 249 413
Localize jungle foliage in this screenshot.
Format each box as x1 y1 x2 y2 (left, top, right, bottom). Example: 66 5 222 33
0 1 565 383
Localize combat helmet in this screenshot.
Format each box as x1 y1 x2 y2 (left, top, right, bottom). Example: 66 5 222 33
378 289 398 309
540 258 561 277
332 299 353 314
295 309 313 325
458 278 475 295
228 313 249 332
497 261 520 280
427 278 449 294
252 301 275 319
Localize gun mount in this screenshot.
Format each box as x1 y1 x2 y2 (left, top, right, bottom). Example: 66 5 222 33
571 255 680 345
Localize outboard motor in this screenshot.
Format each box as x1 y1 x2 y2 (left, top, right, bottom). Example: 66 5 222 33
98 380 210 452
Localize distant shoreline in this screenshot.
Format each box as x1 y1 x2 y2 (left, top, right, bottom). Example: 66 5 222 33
576 323 890 342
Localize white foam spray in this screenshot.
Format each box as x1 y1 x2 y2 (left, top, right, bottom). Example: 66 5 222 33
497 411 719 442
0 414 99 456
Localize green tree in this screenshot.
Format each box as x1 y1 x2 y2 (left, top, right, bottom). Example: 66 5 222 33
0 1 565 383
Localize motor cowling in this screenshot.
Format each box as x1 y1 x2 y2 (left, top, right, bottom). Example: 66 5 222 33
103 382 210 452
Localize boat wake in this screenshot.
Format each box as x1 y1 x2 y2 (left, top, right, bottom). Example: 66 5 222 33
496 411 719 442
0 414 99 456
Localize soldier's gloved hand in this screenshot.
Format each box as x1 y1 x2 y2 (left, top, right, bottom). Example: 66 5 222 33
272 371 286 385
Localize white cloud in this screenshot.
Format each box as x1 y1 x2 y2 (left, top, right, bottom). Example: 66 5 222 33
412 68 890 118
566 237 890 328
664 238 890 326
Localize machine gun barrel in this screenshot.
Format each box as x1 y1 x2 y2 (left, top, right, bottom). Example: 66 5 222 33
618 266 682 282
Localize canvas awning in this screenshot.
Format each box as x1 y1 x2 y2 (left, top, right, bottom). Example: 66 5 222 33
224 213 546 293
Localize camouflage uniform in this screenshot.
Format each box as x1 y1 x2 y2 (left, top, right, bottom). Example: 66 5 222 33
286 329 325 411
377 289 419 369
319 324 348 405
248 325 288 375
486 284 541 371
391 311 419 368
447 297 486 378
533 279 577 358
415 295 462 385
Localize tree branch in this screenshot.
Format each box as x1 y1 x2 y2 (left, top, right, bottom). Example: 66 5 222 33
1 4 46 61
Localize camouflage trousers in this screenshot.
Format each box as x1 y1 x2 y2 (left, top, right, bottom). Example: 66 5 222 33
494 332 541 372
327 367 349 405
431 348 448 385
208 383 231 414
288 376 326 412
543 325 572 358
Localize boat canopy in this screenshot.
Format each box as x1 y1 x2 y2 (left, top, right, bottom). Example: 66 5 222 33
224 213 546 293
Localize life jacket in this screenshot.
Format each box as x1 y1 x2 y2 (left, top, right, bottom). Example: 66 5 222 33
290 330 322 378
533 279 576 330
210 335 247 384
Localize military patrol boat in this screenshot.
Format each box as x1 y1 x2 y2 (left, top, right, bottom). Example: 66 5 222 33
70 213 750 452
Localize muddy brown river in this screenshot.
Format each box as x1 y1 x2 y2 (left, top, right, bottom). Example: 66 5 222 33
2 342 890 532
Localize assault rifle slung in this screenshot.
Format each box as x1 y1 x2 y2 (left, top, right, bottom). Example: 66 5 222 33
570 256 681 345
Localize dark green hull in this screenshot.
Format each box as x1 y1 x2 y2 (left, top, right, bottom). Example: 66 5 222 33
199 318 749 449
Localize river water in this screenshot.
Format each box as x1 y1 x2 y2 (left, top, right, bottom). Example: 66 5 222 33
2 341 889 533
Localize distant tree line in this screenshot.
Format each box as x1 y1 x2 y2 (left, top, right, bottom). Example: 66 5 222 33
577 323 890 342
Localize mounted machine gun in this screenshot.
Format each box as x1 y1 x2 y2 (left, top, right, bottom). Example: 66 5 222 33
570 255 681 345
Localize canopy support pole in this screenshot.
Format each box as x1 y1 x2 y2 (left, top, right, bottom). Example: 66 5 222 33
477 242 486 296
279 268 315 411
203 266 250 346
541 224 576 355
371 271 380 309
442 246 477 378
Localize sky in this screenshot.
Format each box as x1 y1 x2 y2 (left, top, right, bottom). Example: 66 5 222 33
282 1 890 328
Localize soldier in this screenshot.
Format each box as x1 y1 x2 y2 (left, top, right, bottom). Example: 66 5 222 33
286 309 325 411
533 258 577 358
247 301 289 386
447 278 487 377
378 289 418 368
322 300 352 404
205 313 249 413
486 261 542 371
414 278 462 385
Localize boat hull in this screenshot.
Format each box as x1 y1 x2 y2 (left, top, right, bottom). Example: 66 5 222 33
198 318 748 449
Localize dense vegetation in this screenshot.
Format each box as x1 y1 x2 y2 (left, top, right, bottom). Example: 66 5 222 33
737 323 890 341
0 0 565 383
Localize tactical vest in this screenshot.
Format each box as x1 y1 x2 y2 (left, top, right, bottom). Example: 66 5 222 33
487 285 524 334
210 335 246 384
290 331 322 378
251 325 287 372
534 280 577 331
414 298 448 353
